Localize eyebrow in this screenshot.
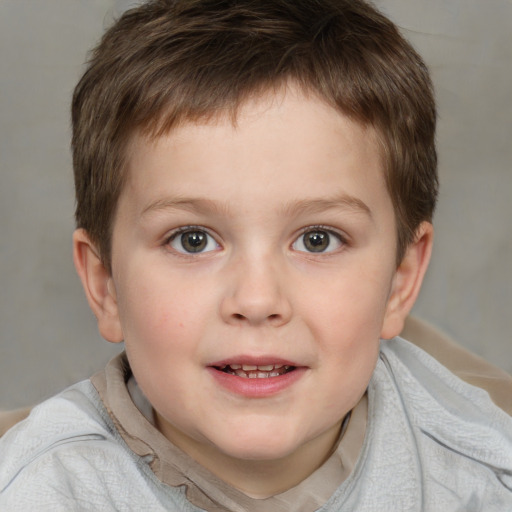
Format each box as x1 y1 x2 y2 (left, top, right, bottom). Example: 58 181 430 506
141 197 230 217
279 194 372 219
141 193 372 219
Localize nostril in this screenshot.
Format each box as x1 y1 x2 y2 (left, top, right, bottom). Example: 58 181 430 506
231 312 280 322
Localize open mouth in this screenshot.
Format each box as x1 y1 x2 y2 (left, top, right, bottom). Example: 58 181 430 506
215 364 296 379
209 361 305 396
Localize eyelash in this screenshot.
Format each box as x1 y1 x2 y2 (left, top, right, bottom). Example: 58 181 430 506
164 225 220 255
293 225 348 253
163 224 349 255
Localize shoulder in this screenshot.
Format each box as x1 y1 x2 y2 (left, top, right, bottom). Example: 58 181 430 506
335 339 512 510
0 380 115 468
401 315 512 414
379 337 512 470
0 381 202 511
379 337 512 426
0 381 159 510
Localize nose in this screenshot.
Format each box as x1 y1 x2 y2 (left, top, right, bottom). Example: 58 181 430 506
220 255 293 327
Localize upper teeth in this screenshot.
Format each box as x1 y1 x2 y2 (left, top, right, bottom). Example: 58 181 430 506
229 364 288 371
218 364 293 380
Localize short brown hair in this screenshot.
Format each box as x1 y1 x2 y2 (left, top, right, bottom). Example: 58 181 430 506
72 0 437 270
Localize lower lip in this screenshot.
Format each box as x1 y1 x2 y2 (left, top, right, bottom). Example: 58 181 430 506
207 367 307 398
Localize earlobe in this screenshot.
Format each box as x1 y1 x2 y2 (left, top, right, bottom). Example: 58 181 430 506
72 229 124 343
380 222 434 340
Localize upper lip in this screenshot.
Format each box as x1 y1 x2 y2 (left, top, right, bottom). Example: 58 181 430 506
208 356 302 368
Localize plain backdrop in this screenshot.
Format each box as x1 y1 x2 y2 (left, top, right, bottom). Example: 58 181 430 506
1 0 511 408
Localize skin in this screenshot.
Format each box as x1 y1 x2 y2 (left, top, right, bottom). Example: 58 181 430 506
74 85 433 497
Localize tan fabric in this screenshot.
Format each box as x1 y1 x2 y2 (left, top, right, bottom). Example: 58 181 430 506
0 407 31 437
401 316 512 415
91 353 367 512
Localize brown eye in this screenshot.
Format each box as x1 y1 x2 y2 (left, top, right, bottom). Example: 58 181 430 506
303 231 330 252
169 229 218 254
292 228 343 253
181 231 207 252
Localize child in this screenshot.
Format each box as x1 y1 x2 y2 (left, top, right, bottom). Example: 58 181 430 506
1 0 511 510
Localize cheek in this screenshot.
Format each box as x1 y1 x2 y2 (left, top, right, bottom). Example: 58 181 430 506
117 268 212 344
304 268 392 341
300 266 391 398
117 275 206 408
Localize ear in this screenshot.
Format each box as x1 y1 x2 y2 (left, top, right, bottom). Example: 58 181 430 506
380 222 434 340
73 229 124 343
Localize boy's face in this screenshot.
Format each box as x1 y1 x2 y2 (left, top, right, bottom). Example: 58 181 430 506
84 86 429 482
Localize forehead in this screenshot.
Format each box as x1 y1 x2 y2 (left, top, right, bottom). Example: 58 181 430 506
120 87 390 222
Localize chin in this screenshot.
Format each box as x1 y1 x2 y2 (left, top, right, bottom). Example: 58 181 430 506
210 423 312 462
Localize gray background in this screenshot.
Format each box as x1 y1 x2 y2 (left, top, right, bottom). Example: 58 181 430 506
1 0 511 409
